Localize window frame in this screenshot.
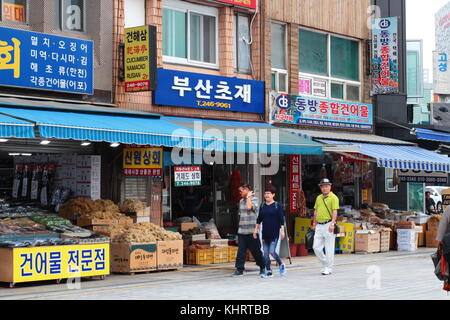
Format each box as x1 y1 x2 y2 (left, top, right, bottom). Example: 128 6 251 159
298 27 362 102
163 0 219 69
1 0 28 24
233 12 251 74
271 21 288 93
60 0 86 33
384 168 398 193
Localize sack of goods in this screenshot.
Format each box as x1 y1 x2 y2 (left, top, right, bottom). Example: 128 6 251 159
397 229 417 252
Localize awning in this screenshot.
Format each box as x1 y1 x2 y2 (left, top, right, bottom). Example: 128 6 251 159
0 113 35 138
164 116 323 155
319 139 450 172
0 107 222 150
412 128 450 143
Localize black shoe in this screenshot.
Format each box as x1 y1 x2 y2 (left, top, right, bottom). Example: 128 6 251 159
232 270 244 276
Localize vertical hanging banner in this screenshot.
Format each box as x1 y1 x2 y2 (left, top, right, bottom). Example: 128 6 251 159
289 155 301 213
124 25 157 92
371 17 399 95
433 51 450 94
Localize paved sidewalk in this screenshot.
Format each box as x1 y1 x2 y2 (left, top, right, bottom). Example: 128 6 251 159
0 248 445 300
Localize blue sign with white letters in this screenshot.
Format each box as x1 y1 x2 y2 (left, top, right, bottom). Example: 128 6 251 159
153 68 264 114
0 26 93 94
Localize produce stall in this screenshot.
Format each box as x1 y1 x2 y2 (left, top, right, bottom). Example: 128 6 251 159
293 201 439 257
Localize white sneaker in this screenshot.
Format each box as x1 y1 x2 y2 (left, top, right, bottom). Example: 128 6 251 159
321 267 331 275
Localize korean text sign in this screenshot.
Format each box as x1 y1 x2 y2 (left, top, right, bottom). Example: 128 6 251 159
289 155 301 213
154 68 264 114
124 25 157 92
123 147 163 176
270 92 373 131
174 166 201 187
0 26 93 94
371 17 399 95
212 0 256 9
433 51 450 94
14 243 109 283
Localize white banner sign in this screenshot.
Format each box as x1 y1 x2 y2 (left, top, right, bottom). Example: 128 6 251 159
398 169 448 184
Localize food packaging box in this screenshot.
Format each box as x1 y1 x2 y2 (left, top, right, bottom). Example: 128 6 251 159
157 240 183 270
175 222 198 232
111 242 157 273
426 230 439 248
355 231 380 253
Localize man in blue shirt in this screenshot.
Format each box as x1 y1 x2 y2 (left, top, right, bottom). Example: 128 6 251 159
253 185 286 277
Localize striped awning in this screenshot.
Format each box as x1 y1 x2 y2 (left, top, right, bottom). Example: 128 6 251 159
319 139 450 172
0 113 35 138
412 128 450 143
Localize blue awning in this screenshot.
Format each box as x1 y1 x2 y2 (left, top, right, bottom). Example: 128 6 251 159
320 139 450 172
163 116 323 155
0 113 35 138
0 107 221 150
413 128 450 143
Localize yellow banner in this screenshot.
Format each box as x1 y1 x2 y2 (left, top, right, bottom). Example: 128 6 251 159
13 243 109 283
123 147 162 169
124 25 151 92
3 3 25 23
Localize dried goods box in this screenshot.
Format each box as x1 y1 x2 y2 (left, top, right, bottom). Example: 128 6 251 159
157 240 183 270
355 231 380 253
426 230 439 248
110 242 157 273
175 222 198 232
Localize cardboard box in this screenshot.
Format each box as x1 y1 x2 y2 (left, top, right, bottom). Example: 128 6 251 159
397 229 417 252
415 226 425 247
192 239 228 247
379 231 390 252
426 230 439 248
355 231 380 253
176 222 198 232
157 240 183 270
427 219 440 232
111 242 157 273
76 155 101 168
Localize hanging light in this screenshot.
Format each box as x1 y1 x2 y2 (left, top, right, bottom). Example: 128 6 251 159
110 142 120 148
40 140 51 145
0 139 8 142
81 142 91 146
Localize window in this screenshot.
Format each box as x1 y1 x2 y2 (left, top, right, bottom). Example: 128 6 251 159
1 0 27 23
385 168 398 193
61 0 84 32
162 0 218 68
234 13 250 73
271 22 287 93
299 28 361 101
124 0 145 28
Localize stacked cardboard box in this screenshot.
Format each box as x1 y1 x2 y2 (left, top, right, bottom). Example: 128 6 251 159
355 231 380 253
397 229 417 252
76 155 101 200
426 216 441 248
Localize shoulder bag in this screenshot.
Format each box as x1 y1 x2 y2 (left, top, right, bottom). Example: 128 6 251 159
322 197 340 234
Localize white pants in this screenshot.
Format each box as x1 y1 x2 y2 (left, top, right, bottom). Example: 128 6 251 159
313 222 336 269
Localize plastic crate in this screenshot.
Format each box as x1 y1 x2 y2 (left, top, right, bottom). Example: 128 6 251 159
228 246 238 262
186 248 214 265
213 247 228 264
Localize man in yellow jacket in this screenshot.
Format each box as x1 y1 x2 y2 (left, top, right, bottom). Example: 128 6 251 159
312 178 339 275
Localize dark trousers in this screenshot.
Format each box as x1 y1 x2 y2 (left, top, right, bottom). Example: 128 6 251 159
235 234 264 271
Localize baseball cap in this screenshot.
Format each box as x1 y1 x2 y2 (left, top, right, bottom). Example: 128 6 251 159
318 178 332 186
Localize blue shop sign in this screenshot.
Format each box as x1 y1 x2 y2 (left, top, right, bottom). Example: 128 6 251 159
0 26 93 95
153 68 264 114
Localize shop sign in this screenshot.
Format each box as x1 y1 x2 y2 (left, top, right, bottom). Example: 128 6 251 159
433 51 450 94
312 79 327 97
298 78 311 95
0 26 93 94
2 2 25 23
270 92 373 131
398 169 448 184
211 0 256 9
289 155 301 213
123 146 163 176
124 25 157 92
14 243 109 283
371 17 399 95
154 68 264 114
174 166 201 187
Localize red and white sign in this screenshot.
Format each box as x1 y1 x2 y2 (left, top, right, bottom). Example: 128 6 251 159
289 155 301 213
212 0 257 9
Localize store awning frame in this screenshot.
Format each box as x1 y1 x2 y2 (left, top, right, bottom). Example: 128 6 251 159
318 139 450 172
412 128 450 143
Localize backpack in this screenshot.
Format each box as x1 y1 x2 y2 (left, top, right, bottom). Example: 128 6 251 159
261 201 279 209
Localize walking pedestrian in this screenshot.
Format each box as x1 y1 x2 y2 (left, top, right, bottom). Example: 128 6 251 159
233 183 265 277
253 185 286 278
312 178 339 275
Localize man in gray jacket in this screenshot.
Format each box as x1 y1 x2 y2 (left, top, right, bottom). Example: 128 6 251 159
437 205 450 242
